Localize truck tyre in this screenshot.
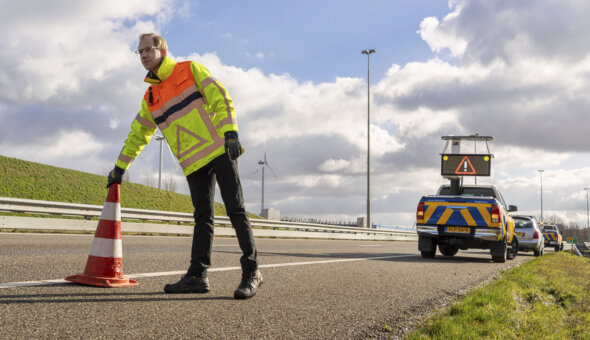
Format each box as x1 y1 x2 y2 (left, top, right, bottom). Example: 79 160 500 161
507 237 518 260
419 235 437 259
559 243 564 251
439 244 459 257
554 245 560 252
491 239 507 263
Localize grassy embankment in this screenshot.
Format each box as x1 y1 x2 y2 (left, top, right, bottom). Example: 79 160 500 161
401 252 589 339
0 155 259 224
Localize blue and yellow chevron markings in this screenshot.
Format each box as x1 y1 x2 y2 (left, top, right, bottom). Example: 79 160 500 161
543 233 557 242
423 202 492 227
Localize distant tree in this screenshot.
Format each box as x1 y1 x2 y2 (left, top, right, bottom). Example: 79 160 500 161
143 169 155 187
163 174 176 192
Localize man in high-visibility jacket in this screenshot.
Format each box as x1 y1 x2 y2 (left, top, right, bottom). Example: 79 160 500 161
107 33 261 299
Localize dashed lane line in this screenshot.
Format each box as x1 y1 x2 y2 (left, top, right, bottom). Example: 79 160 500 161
0 254 416 289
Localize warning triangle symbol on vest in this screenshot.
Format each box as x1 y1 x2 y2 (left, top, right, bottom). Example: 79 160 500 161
454 156 477 175
176 126 209 158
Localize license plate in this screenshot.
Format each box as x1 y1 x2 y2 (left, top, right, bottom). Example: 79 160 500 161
447 227 470 233
516 232 524 237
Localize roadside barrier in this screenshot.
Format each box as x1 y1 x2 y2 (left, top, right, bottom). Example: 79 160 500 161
65 184 138 287
0 196 416 241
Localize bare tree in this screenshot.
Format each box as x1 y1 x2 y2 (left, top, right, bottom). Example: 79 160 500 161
163 174 177 192
143 169 155 187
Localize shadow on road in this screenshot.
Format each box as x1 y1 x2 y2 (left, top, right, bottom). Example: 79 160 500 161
254 250 502 264
0 291 234 305
216 247 534 264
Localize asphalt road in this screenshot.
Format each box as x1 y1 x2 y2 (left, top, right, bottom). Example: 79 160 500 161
0 232 536 339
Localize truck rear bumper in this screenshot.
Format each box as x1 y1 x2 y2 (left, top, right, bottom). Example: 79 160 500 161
416 225 502 242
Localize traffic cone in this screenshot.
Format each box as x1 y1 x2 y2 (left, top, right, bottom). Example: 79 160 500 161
65 183 138 287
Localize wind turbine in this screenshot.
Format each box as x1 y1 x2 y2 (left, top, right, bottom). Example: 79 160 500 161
255 152 277 213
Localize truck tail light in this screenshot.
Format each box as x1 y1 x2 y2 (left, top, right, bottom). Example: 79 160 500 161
417 202 425 221
491 204 500 223
533 230 539 239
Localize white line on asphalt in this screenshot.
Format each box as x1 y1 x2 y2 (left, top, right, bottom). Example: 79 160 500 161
0 254 416 289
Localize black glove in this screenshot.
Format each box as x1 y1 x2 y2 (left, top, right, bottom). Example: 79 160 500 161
107 166 125 188
224 131 243 160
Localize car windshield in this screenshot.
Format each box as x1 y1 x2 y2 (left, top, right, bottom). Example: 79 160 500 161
514 218 533 229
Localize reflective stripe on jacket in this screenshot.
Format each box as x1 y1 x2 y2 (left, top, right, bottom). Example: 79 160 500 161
116 56 239 176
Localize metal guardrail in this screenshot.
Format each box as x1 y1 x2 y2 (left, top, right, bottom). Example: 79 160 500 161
0 197 416 241
574 242 590 258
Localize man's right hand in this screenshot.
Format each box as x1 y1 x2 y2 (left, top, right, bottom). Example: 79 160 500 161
107 166 125 188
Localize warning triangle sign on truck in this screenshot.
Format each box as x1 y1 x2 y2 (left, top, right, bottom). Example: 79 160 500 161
454 156 476 175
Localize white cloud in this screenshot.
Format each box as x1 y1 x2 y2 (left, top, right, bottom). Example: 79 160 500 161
419 16 467 57
4 130 103 168
0 0 174 104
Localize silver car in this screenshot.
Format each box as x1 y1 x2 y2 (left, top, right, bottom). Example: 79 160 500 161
512 215 544 257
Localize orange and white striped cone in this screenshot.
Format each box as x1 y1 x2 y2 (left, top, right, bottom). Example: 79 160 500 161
65 183 138 287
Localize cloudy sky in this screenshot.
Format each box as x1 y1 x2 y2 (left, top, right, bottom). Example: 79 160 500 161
2 0 590 228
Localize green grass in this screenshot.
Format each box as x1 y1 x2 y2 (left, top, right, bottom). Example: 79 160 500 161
406 252 590 339
0 154 259 218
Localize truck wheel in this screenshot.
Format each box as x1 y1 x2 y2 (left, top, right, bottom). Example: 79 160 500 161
507 237 518 260
420 241 437 258
419 235 437 259
421 250 436 258
560 243 564 251
491 239 507 263
554 245 560 252
439 244 459 257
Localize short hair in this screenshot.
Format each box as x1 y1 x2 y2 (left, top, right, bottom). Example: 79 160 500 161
139 33 168 51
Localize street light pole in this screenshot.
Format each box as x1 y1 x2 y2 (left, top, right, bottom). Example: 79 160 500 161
362 49 376 228
538 169 544 222
585 187 590 228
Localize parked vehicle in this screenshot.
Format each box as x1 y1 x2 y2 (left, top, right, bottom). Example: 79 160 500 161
512 215 544 257
541 224 564 251
416 184 518 263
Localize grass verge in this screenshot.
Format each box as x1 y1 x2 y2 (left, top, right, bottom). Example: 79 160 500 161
404 252 590 339
0 154 261 219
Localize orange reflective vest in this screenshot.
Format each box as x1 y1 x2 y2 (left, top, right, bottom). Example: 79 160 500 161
116 56 239 176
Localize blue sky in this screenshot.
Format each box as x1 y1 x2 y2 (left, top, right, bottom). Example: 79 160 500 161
163 1 450 84
3 0 590 228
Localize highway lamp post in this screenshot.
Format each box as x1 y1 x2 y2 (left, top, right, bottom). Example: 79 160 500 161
155 135 165 189
538 169 544 223
362 49 376 228
585 187 590 228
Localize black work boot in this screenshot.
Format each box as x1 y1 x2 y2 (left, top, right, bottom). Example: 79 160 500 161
234 270 263 299
164 275 210 294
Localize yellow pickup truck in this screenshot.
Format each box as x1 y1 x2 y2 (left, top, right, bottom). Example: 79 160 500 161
416 184 518 263
540 224 563 252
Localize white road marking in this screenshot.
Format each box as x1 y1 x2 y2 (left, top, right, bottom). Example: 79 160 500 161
0 254 416 289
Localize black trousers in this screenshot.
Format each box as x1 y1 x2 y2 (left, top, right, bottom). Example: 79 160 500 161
186 153 258 277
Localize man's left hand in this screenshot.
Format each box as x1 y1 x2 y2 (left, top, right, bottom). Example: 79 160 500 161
224 131 243 160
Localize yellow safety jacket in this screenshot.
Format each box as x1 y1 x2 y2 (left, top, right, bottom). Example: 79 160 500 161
116 55 239 176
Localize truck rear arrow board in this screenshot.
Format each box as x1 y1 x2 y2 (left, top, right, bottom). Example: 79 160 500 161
441 154 491 177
